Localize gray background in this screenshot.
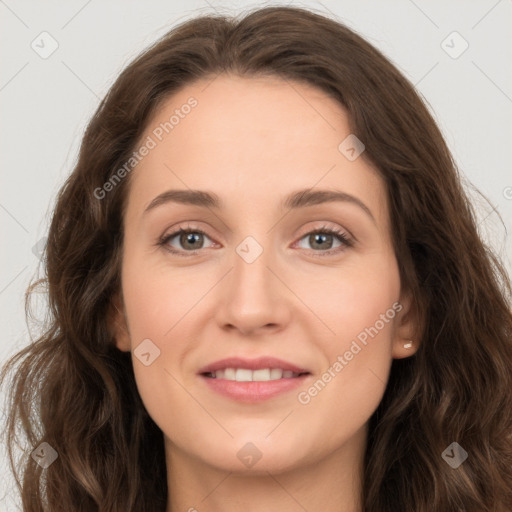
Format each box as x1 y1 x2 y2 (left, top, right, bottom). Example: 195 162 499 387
1 0 511 508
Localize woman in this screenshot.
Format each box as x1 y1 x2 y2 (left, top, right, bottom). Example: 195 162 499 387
1 6 511 511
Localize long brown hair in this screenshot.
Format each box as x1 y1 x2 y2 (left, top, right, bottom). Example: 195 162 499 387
2 6 511 511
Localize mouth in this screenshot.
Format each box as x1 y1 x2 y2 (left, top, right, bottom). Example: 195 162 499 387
201 368 310 381
198 357 312 402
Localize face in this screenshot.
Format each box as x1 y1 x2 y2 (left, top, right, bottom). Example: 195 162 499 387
111 74 417 474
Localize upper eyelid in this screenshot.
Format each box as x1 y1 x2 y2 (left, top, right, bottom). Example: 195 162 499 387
162 221 351 240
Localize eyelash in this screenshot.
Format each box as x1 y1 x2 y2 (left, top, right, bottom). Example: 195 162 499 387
157 224 354 258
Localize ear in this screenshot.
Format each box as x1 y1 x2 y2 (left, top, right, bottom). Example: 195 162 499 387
108 292 131 352
392 290 420 359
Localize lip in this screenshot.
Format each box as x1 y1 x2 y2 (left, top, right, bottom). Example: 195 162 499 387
198 356 311 403
200 374 310 402
197 356 309 374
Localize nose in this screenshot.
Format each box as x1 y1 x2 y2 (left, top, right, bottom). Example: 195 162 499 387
214 243 292 337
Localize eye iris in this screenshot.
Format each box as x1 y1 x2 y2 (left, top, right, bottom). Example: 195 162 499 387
310 233 333 250
181 232 203 250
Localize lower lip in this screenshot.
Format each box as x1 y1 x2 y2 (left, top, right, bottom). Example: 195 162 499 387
200 374 309 402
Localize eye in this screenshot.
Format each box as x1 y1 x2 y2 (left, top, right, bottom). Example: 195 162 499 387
294 225 353 256
158 226 214 256
157 223 353 257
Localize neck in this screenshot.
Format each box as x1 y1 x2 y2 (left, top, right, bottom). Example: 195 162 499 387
165 425 367 512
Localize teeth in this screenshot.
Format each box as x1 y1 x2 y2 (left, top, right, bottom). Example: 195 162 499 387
235 368 252 382
211 368 302 381
224 368 236 380
253 369 271 381
270 368 283 380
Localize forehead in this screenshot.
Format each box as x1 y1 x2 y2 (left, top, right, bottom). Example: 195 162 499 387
125 74 388 228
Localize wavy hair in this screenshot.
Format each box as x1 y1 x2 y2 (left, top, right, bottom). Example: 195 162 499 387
2 6 511 511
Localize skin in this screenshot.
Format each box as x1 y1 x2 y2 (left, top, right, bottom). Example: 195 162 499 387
111 74 418 512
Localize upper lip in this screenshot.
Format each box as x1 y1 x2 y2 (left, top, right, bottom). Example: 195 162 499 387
198 357 310 374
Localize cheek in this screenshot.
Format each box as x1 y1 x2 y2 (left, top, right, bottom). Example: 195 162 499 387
120 255 204 433
297 251 401 344
293 256 400 427
121 249 199 342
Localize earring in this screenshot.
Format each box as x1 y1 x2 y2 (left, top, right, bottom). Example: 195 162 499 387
403 340 413 349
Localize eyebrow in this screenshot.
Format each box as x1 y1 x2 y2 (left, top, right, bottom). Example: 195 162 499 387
143 188 376 224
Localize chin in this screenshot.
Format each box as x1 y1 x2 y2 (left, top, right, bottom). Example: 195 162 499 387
192 436 311 475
